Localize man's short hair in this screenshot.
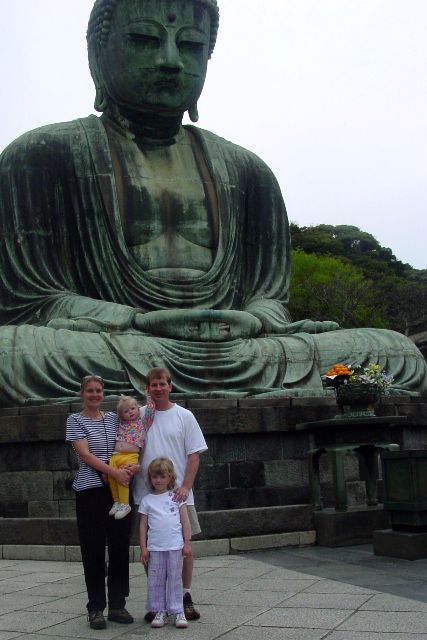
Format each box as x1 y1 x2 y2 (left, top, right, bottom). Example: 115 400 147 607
146 367 172 385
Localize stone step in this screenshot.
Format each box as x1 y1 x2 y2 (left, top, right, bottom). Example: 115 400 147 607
0 504 314 546
0 530 317 562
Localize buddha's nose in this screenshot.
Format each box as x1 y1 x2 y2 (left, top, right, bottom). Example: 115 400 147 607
157 36 184 71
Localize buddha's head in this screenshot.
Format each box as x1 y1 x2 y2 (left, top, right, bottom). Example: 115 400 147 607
87 0 219 121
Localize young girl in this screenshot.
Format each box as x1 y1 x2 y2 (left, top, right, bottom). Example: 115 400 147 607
108 395 155 520
139 458 192 629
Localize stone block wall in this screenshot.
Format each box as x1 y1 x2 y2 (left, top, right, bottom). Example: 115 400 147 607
0 396 426 520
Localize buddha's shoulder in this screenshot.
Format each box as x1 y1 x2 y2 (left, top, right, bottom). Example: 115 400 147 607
185 125 271 170
0 115 99 164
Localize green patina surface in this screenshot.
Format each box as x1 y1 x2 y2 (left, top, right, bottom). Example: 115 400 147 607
0 0 426 406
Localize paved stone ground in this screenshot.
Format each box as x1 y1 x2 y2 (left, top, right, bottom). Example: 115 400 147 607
0 544 427 639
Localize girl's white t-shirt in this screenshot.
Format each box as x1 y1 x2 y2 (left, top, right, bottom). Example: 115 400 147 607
139 491 185 551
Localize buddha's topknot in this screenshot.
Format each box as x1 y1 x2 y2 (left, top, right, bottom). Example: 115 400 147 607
87 0 219 59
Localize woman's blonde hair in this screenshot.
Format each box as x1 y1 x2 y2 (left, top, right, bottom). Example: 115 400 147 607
147 457 176 491
116 395 139 420
80 374 104 392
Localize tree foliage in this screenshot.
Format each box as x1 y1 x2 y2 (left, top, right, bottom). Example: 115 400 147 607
289 223 427 332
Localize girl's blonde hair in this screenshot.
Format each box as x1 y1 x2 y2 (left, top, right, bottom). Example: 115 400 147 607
147 457 176 491
116 395 139 420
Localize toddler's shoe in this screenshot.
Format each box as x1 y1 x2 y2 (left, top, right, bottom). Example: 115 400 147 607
108 501 120 516
114 504 131 519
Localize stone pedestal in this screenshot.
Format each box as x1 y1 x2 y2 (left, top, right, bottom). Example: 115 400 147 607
297 415 406 513
374 528 427 560
373 449 427 559
1 397 427 547
314 505 389 547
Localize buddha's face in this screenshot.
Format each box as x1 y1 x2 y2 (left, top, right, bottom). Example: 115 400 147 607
99 0 211 114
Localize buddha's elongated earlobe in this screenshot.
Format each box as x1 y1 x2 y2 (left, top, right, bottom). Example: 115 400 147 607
188 103 199 123
89 54 108 112
94 86 108 112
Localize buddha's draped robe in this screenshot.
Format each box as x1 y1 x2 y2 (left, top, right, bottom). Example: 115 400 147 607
0 116 426 405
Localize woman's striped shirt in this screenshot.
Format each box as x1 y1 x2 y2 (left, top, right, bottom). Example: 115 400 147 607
66 411 119 491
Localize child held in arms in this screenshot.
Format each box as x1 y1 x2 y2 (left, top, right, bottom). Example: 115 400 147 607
108 395 155 519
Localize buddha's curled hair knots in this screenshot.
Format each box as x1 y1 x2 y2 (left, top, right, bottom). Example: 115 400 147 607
87 0 220 58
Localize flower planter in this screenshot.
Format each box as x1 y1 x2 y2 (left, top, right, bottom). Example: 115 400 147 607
335 383 379 418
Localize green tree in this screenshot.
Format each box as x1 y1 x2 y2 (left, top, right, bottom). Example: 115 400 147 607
289 249 384 328
290 223 427 332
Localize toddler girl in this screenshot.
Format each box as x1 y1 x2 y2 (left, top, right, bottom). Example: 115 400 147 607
108 395 155 519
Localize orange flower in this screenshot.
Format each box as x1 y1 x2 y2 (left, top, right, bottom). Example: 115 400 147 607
325 363 352 377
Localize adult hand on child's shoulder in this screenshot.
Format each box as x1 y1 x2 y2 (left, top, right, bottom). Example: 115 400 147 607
173 486 189 502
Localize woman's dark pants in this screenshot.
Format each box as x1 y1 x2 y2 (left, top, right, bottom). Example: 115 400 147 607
75 486 131 612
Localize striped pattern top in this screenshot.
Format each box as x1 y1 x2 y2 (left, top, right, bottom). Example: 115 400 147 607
66 411 119 492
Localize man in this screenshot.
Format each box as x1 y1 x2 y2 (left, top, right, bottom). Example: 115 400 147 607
133 367 207 621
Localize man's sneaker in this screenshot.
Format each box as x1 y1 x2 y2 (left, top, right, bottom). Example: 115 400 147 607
175 612 188 628
151 611 168 628
108 501 120 516
144 611 156 623
183 592 200 620
87 609 106 629
114 504 131 520
107 607 134 624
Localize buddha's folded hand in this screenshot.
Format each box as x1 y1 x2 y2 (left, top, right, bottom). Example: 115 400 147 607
134 309 263 341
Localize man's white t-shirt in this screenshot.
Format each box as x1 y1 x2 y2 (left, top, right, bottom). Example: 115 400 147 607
138 491 186 551
133 403 208 506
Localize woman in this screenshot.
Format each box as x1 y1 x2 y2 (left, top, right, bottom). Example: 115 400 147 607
66 375 136 630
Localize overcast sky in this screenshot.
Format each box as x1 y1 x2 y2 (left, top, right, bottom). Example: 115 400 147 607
1 0 426 269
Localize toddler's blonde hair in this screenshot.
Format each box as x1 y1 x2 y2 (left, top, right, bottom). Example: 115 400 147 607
117 395 139 420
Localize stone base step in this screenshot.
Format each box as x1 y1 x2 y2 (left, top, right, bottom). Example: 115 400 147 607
0 530 317 562
0 504 314 546
314 505 389 547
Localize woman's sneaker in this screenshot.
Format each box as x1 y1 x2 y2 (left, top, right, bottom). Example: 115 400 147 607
108 501 120 516
175 612 188 628
151 611 168 628
114 504 131 520
107 607 133 624
87 609 106 629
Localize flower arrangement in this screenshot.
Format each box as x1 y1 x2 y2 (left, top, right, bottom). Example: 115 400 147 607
323 362 394 393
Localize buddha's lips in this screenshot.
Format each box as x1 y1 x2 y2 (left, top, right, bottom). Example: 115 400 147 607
153 78 181 89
